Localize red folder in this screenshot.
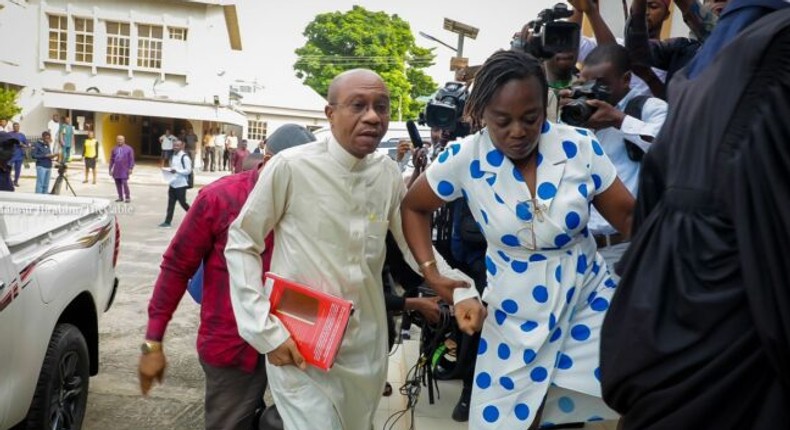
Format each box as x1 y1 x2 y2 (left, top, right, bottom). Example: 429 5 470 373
265 273 354 371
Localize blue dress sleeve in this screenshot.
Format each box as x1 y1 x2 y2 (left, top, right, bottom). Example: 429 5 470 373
424 137 473 202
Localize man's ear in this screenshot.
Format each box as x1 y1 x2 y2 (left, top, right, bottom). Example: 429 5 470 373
324 105 334 125
622 71 632 87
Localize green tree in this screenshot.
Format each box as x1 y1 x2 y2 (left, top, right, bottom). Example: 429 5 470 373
294 6 438 120
0 87 22 121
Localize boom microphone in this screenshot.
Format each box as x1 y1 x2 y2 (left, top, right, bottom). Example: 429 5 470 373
406 120 424 149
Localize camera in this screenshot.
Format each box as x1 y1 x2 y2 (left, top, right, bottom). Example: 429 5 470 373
559 80 612 126
56 162 68 176
420 82 471 140
513 3 580 59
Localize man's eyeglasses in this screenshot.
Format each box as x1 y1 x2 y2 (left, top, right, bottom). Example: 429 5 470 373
330 101 391 116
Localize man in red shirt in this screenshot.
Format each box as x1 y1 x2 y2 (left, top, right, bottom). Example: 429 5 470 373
138 125 315 429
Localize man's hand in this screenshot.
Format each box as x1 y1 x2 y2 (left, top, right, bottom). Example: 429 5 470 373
267 337 307 370
584 100 626 130
423 272 468 304
454 298 486 335
395 140 412 163
568 0 597 14
407 296 441 325
138 350 166 396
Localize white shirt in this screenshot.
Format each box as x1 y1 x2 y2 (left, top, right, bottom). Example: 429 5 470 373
213 133 226 148
47 120 61 141
225 135 471 429
168 151 192 188
579 36 668 97
226 135 238 150
159 134 175 151
587 88 668 235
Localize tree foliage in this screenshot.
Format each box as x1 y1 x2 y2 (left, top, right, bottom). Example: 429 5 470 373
0 87 22 121
294 6 438 120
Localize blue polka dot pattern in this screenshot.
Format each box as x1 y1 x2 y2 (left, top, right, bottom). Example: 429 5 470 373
470 160 484 179
589 416 605 422
523 348 537 364
555 233 572 248
449 143 460 155
511 260 529 273
537 152 544 166
481 209 489 224
461 189 468 200
483 405 500 423
576 254 588 274
495 193 505 204
550 328 563 343
486 149 504 167
592 174 602 190
520 320 539 332
605 278 617 288
566 287 576 304
513 166 525 182
582 226 590 237
592 139 604 156
588 292 597 305
437 180 455 197
530 366 548 382
495 310 507 325
529 254 547 262
477 372 492 389
516 202 533 221
479 338 488 355
515 403 531 421
578 183 588 198
557 353 573 369
438 149 450 163
537 182 557 199
575 128 588 136
591 262 600 275
502 299 518 314
500 376 515 390
542 121 550 134
532 285 548 303
549 313 557 330
594 367 601 381
591 297 610 312
501 234 520 247
486 175 497 186
555 265 563 282
565 211 581 230
486 256 497 276
558 396 575 413
571 324 591 341
497 250 511 262
498 343 511 360
562 140 578 159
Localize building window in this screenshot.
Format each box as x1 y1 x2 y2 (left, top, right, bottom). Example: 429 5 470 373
248 120 267 141
48 15 68 61
169 27 188 41
137 24 163 69
74 17 94 64
106 21 130 66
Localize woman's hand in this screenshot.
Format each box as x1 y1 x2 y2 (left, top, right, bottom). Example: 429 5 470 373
423 271 468 304
454 298 487 335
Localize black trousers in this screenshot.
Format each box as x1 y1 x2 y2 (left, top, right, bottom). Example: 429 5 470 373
165 186 190 223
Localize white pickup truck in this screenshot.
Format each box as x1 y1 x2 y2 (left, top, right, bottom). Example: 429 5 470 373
0 193 119 430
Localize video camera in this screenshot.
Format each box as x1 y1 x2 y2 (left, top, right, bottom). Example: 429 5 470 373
55 162 68 176
513 3 580 59
419 82 471 140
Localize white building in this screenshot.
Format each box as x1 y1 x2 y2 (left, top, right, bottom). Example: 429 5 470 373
0 0 248 162
230 76 328 149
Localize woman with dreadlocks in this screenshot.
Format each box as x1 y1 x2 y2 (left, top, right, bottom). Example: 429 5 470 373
401 49 634 429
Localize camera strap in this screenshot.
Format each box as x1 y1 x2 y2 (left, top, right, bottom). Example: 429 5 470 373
623 95 650 162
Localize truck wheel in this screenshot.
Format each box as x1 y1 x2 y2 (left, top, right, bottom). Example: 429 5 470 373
25 323 90 430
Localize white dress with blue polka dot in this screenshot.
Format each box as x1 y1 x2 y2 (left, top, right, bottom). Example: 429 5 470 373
425 122 620 428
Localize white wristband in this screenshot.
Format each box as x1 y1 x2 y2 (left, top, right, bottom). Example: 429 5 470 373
453 286 481 305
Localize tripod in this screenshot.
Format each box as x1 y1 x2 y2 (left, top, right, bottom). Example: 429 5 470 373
50 164 76 196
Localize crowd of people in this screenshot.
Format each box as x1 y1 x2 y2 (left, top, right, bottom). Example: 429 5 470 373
5 0 788 429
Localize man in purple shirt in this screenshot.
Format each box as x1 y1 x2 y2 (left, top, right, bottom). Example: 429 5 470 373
109 135 135 203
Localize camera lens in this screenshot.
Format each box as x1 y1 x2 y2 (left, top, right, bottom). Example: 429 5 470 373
560 99 594 127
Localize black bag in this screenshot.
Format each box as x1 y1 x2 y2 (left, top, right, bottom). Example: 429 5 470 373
457 201 485 246
181 153 194 189
623 95 650 162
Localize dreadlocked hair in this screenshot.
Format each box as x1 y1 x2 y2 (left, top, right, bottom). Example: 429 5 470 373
463 50 548 131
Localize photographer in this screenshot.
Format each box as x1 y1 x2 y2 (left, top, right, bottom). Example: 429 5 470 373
559 44 667 272
32 131 57 194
